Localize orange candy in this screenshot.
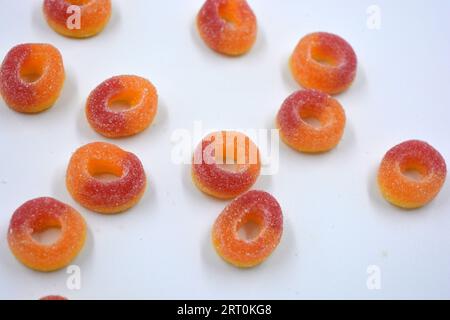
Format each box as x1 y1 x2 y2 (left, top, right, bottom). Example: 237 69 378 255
212 190 283 268
40 295 68 300
7 197 86 272
66 142 147 214
86 75 158 138
378 140 447 209
43 0 112 38
0 43 65 113
192 131 261 199
276 89 346 153
290 32 357 95
197 0 257 56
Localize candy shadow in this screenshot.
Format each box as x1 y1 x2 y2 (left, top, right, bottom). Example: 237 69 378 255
51 164 71 204
344 64 368 97
253 172 273 191
241 26 268 60
281 55 300 92
51 70 79 116
31 1 53 37
76 106 100 142
71 226 95 270
128 170 158 219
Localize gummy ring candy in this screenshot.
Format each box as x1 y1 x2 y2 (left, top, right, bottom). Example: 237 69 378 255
378 140 447 209
0 43 65 113
197 0 257 56
40 295 68 300
192 131 261 199
86 75 158 138
43 0 112 38
66 142 147 214
7 197 86 272
276 89 346 153
290 32 357 94
212 190 283 268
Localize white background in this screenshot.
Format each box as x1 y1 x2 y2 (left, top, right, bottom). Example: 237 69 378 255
0 0 449 300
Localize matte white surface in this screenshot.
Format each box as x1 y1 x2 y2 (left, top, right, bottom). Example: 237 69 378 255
0 0 449 300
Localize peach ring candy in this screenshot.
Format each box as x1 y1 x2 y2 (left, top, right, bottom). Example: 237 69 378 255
40 295 68 300
378 140 447 209
290 32 357 95
192 131 261 199
86 75 158 138
7 197 86 272
0 43 65 113
197 0 257 56
43 0 112 38
66 142 147 214
276 89 346 153
212 190 283 268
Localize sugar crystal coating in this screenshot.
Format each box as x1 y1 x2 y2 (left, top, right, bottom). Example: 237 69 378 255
40 295 68 300
192 131 261 199
43 0 112 38
197 0 257 56
212 190 283 268
66 142 147 214
276 89 346 153
290 32 357 94
0 43 65 113
378 140 447 209
86 75 158 138
7 197 86 272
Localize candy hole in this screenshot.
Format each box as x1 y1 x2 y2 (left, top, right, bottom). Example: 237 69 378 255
32 228 61 245
400 160 428 182
310 45 339 67
32 218 62 245
299 105 326 129
237 220 262 241
88 159 123 182
302 117 322 128
108 100 133 112
107 89 141 112
402 167 426 182
237 212 264 242
20 60 45 83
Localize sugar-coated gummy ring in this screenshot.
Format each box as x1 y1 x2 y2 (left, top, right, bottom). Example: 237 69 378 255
7 197 86 272
212 190 283 268
66 142 147 214
86 75 158 138
276 89 346 153
290 32 357 95
43 0 112 38
40 295 68 300
0 43 65 113
192 131 261 199
378 140 447 209
197 0 257 56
